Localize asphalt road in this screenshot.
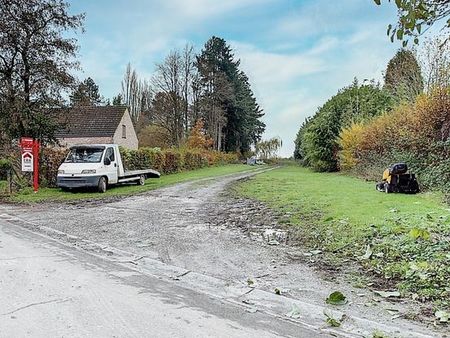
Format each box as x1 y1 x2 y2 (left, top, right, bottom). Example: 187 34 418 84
0 221 324 338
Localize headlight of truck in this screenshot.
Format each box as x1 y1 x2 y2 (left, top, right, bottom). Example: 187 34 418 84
81 169 96 174
57 170 64 174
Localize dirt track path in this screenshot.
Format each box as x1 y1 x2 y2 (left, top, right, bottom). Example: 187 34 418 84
0 169 442 337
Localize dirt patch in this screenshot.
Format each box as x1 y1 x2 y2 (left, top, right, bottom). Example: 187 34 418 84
206 194 287 243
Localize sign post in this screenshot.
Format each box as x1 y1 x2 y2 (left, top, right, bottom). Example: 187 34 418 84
20 137 40 192
33 140 40 192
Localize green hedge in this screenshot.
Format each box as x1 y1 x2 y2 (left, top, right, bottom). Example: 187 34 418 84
0 158 13 180
120 147 239 174
183 150 208 170
40 148 69 188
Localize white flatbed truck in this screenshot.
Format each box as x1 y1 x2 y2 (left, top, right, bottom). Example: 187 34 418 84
57 144 160 193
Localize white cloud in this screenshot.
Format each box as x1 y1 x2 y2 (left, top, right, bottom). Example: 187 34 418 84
306 37 340 55
230 40 332 157
232 41 326 86
162 0 275 19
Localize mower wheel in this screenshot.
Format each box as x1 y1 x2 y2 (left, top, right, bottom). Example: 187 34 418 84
384 183 392 193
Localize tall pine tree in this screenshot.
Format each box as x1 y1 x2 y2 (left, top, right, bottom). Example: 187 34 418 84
70 77 103 106
195 36 265 152
384 49 424 103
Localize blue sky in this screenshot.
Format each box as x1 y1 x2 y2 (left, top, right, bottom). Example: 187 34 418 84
69 0 401 156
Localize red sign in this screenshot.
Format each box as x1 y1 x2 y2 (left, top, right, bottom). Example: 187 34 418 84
20 137 34 151
19 137 40 192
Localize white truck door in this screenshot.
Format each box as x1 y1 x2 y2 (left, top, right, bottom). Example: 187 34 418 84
103 147 118 184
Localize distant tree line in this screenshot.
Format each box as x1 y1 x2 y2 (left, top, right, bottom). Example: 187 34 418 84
70 38 265 154
120 37 265 153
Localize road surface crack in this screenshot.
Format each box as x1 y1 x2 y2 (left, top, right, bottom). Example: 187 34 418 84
2 298 72 315
171 270 191 280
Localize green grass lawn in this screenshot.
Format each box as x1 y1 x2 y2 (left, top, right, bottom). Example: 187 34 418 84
237 164 450 311
9 164 256 203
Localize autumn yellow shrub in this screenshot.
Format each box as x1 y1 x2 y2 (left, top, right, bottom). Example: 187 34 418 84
338 122 365 170
186 119 213 150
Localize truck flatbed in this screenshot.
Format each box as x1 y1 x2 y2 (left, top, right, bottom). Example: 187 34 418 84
121 169 160 179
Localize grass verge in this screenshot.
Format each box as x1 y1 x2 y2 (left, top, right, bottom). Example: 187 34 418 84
8 164 257 203
236 164 450 313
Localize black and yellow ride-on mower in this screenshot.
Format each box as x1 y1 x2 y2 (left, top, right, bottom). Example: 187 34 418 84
376 163 420 194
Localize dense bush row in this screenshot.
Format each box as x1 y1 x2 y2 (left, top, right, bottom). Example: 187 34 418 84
338 89 450 195
120 147 239 174
294 80 392 171
0 147 69 190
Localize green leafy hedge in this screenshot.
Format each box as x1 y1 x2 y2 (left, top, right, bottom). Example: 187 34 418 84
40 148 69 188
0 158 13 180
338 90 450 198
120 147 239 174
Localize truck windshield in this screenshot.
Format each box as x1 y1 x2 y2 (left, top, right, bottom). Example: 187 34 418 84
65 148 104 163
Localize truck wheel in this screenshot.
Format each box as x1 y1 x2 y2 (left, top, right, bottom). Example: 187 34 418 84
98 177 107 193
138 175 145 186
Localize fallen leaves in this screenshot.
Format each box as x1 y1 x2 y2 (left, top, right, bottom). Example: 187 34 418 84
435 310 449 323
360 244 373 260
323 309 345 327
326 291 347 305
409 228 430 240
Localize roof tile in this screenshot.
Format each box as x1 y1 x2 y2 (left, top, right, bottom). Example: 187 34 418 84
56 106 128 138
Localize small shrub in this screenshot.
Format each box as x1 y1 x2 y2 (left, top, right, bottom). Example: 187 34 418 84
40 147 68 187
183 150 207 170
162 149 183 174
0 158 13 180
186 119 213 150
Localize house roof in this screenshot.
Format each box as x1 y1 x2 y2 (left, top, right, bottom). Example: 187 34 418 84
56 105 129 138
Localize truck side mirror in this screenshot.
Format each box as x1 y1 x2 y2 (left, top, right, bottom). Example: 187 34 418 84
104 157 111 166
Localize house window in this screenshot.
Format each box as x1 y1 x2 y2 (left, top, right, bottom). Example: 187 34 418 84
122 124 126 139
